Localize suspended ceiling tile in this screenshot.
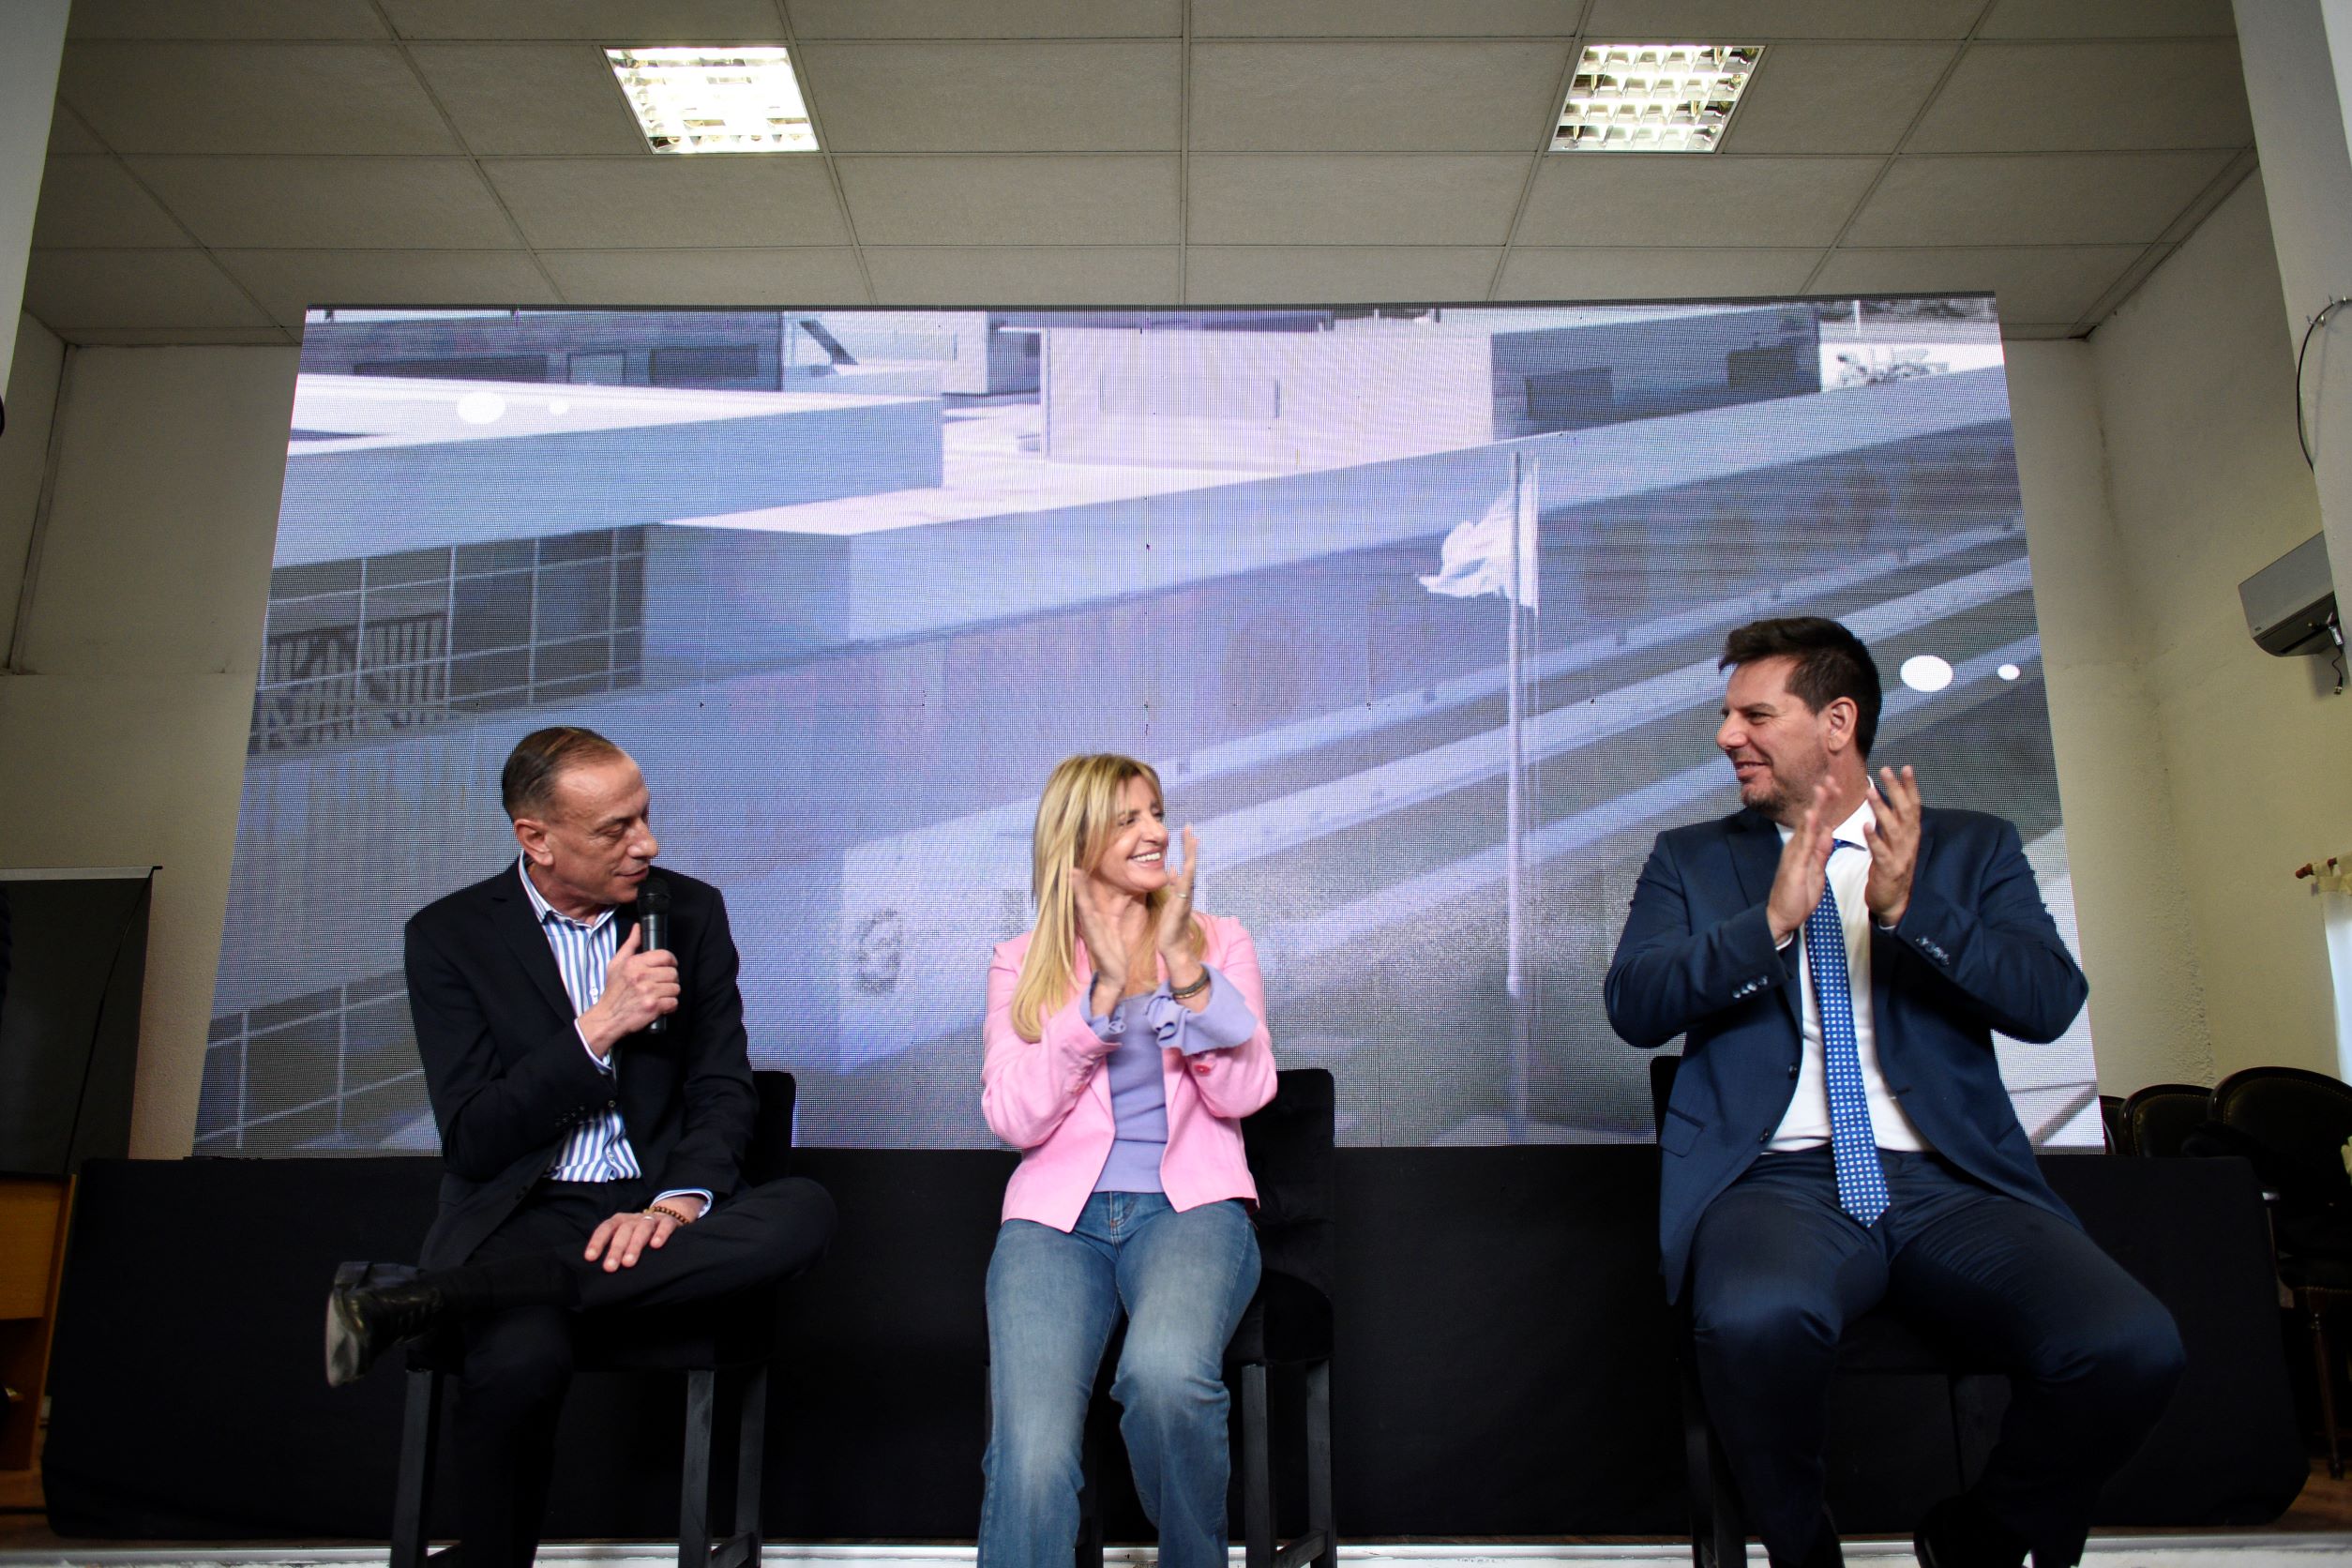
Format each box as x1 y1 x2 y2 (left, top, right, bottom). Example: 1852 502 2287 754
1722 43 1958 155
1191 2 1580 38
790 1 1183 38
1495 247 1822 300
1184 246 1502 304
215 249 563 327
23 249 275 332
797 42 1181 153
1189 41 1572 154
837 156 1180 246
862 246 1180 304
1584 0 1983 40
484 157 851 249
537 248 870 305
1845 150 2237 246
67 1 391 39
1517 155 1881 248
378 1 785 42
130 157 522 249
32 157 190 248
1977 0 2235 38
58 42 461 155
1810 246 2146 324
46 112 109 157
1188 155 1529 245
1907 41 2253 152
408 44 645 157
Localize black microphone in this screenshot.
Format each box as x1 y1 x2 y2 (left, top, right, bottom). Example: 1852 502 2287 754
636 876 671 1034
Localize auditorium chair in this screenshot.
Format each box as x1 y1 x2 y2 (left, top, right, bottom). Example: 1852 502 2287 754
1001 1066 1337 1568
2099 1093 2131 1154
2211 1064 2352 1478
2120 1082 2212 1159
390 1070 800 1568
1647 1055 2000 1568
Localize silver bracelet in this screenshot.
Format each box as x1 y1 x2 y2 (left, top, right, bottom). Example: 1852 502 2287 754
1168 967 1211 1000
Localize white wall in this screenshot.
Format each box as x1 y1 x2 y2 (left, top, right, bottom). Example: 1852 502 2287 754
2069 173 2344 1082
1 312 67 655
0 344 298 1156
2006 339 2215 1091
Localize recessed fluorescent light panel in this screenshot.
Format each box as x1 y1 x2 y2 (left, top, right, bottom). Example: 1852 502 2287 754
1554 43 1762 153
606 47 818 154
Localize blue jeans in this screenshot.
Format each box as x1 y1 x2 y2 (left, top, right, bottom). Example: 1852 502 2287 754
979 1193 1261 1568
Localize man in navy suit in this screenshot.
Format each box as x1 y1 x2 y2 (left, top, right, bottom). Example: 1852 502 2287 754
324 727 835 1568
1606 618 2180 1568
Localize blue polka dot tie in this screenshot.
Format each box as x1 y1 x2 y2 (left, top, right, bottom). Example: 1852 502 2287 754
1808 844 1889 1226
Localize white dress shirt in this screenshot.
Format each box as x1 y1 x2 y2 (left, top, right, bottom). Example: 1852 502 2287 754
1768 799 1931 1153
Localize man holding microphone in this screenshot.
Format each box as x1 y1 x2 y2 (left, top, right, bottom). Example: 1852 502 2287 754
324 726 834 1568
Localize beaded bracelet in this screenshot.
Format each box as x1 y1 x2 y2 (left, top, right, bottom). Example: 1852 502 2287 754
645 1202 697 1226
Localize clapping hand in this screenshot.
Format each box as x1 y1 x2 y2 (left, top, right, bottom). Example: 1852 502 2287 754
1153 826 1200 959
1766 780 1837 943
1070 867 1128 1016
1863 765 1922 927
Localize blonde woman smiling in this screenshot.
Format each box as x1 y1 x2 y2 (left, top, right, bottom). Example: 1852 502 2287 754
978 753 1276 1568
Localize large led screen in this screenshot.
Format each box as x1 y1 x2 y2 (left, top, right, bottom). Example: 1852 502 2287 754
198 300 2096 1155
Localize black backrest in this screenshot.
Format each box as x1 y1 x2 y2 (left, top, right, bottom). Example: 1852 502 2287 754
2214 1065 2352 1208
2099 1093 2131 1154
2123 1082 2212 1159
1648 1054 1681 1138
743 1070 798 1188
1242 1068 1335 1304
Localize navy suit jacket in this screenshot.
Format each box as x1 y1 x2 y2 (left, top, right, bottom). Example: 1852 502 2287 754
1604 804 2088 1299
405 864 757 1270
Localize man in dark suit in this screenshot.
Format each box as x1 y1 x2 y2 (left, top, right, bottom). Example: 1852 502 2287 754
325 726 835 1568
1605 618 2180 1568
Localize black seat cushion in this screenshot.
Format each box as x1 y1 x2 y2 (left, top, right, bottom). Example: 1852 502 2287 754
1831 1306 1995 1377
1225 1269 1333 1368
405 1287 778 1377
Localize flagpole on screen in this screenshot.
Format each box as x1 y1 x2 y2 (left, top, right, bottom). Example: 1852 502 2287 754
1505 451 1530 1136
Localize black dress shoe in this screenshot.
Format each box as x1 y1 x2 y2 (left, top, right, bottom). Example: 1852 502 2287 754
325 1261 452 1387
1914 1493 2028 1568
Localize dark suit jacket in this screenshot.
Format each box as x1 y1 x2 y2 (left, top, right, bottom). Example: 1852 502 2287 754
1604 805 2088 1300
405 863 757 1270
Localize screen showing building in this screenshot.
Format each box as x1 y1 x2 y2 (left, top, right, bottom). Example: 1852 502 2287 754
200 299 2093 1154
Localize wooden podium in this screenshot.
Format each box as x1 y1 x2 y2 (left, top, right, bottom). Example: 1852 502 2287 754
0 1176 71 1471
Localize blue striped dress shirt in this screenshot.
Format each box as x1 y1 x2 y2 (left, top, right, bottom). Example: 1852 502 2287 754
519 858 708 1206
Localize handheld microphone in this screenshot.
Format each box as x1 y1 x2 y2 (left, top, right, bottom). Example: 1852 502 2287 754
636 876 671 1034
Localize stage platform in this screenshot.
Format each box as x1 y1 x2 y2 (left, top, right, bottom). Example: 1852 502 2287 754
2 1536 2352 1568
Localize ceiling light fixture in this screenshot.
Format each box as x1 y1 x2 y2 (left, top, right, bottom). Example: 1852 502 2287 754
1552 43 1761 153
606 47 818 154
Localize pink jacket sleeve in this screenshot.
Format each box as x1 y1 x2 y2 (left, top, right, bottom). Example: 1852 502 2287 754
1182 920 1278 1121
980 942 1116 1151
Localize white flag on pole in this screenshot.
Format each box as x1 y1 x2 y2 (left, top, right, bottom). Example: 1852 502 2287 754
1418 480 1538 611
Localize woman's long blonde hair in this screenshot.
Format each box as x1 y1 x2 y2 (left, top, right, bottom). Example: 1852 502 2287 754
1009 753 1204 1041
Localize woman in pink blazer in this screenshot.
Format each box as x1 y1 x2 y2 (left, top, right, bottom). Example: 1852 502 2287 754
977 753 1277 1568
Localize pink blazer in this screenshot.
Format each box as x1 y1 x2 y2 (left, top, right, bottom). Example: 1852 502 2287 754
982 913 1278 1231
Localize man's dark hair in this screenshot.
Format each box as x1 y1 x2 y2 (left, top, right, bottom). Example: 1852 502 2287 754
502 727 626 820
1718 617 1883 758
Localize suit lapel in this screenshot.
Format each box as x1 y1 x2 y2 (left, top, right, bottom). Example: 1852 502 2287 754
1725 810 1803 1035
487 867 576 1023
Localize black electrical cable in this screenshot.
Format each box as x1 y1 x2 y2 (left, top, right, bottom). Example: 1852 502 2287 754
2295 296 2350 469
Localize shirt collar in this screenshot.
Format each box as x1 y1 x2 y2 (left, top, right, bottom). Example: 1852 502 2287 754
1773 795 1876 851
517 854 616 932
